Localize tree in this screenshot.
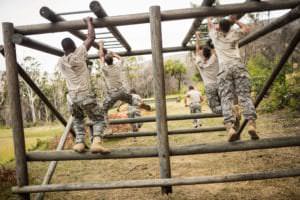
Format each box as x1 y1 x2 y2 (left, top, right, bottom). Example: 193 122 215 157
164 59 187 92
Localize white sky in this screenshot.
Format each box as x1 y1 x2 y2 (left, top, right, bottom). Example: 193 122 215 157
0 0 287 73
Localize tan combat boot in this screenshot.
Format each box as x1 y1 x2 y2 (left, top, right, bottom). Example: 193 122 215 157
232 105 241 131
248 120 259 140
225 122 240 142
90 137 110 154
73 143 85 153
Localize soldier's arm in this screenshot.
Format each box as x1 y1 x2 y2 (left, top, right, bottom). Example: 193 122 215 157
195 31 203 56
83 17 95 51
98 41 105 64
229 15 250 34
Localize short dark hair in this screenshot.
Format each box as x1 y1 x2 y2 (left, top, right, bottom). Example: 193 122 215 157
202 46 211 59
104 54 113 65
206 39 214 49
61 38 76 52
103 48 108 55
130 88 137 94
219 19 231 33
188 85 194 90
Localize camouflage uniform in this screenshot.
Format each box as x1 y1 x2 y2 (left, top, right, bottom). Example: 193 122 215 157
68 91 105 143
102 87 133 114
217 63 257 124
205 83 222 114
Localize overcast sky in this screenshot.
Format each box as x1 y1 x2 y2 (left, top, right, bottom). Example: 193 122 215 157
0 0 287 73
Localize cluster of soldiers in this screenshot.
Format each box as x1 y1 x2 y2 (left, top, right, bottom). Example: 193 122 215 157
185 15 259 142
57 14 259 154
57 17 150 153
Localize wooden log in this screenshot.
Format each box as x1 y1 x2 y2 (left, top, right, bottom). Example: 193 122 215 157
56 10 92 16
35 117 74 200
237 26 300 135
0 46 74 137
106 113 222 125
181 0 215 46
103 126 226 139
239 5 300 47
150 6 172 194
40 7 99 49
2 22 30 200
89 1 131 51
87 46 194 59
26 136 300 161
12 33 64 56
15 0 300 35
11 168 300 193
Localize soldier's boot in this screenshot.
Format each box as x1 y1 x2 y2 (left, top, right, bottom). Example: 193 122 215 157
140 103 151 111
73 143 85 153
232 105 241 131
225 122 240 142
248 120 259 140
90 137 110 154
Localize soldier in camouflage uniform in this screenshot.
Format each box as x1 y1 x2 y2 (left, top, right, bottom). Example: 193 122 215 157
57 17 110 153
127 89 143 132
98 41 151 124
208 16 259 142
194 32 222 114
184 86 203 128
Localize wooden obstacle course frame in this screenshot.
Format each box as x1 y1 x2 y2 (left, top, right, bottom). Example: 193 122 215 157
2 1 300 199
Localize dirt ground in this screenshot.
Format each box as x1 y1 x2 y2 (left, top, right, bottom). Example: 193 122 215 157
1 102 300 200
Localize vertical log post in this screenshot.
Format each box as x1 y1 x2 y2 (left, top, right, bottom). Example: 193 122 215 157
149 6 172 194
2 22 30 200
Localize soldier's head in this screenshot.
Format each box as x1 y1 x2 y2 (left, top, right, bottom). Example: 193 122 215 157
219 18 231 33
202 46 212 59
105 52 114 65
130 88 137 94
61 38 76 54
188 85 194 91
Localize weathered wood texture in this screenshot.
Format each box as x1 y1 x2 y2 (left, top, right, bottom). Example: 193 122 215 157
239 5 300 47
87 46 194 59
2 22 30 200
150 6 172 194
40 7 99 49
26 136 300 161
181 0 215 46
15 0 300 35
89 1 131 51
0 46 73 136
12 33 64 56
12 169 300 193
237 26 300 135
105 113 222 125
103 126 226 139
35 117 74 200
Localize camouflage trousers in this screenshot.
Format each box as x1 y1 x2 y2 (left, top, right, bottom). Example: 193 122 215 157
190 102 202 127
205 83 222 114
68 91 105 143
128 106 142 131
102 87 133 113
217 63 257 124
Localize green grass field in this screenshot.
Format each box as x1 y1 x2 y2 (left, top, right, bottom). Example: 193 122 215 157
1 101 300 200
0 125 63 164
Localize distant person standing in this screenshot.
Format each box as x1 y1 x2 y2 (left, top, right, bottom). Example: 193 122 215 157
56 17 109 153
127 89 143 132
184 86 203 128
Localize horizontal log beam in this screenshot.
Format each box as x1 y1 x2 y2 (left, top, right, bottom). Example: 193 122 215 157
26 136 300 161
239 5 300 47
40 7 100 49
181 0 215 46
12 34 64 56
103 113 222 125
90 1 131 51
87 46 195 59
15 0 300 35
12 168 300 193
103 126 226 139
